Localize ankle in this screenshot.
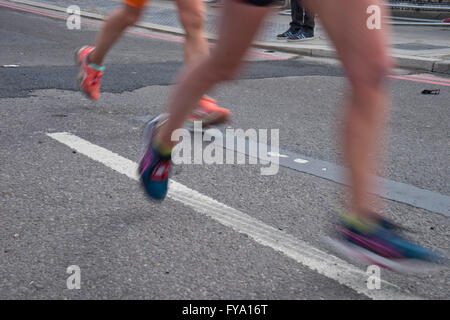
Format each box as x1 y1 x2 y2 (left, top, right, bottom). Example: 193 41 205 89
88 50 103 66
152 138 173 157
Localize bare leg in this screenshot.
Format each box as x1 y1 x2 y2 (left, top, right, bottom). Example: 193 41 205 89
89 4 145 65
89 0 208 66
305 0 394 220
176 0 210 64
155 1 272 148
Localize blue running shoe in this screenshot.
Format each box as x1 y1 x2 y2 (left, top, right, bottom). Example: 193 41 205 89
138 114 171 200
276 28 296 40
325 212 446 273
287 30 315 42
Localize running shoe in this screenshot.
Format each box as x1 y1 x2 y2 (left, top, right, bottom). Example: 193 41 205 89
325 212 446 273
276 28 296 40
138 114 171 200
74 46 105 100
187 96 231 129
287 30 315 42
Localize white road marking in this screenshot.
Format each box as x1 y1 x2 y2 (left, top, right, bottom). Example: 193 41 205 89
267 151 288 158
294 158 309 164
47 132 420 300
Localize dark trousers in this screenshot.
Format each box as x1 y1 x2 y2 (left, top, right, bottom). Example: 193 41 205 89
290 0 315 35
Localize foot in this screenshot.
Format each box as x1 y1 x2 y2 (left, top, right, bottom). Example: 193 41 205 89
75 46 105 100
187 96 231 129
326 212 446 273
287 30 315 42
138 114 172 200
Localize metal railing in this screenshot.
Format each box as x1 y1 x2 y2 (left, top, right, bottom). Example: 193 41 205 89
385 1 450 25
277 0 450 8
385 3 450 10
277 1 450 26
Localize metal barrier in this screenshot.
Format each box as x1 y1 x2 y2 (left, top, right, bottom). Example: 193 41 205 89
277 1 450 10
277 1 450 26
385 3 450 10
385 1 450 25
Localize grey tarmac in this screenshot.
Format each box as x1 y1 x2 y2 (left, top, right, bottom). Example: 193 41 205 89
0 4 449 300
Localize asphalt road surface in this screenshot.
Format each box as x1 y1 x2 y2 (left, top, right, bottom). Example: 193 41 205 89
0 3 449 300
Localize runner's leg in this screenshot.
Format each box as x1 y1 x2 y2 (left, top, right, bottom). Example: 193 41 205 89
89 2 147 65
176 0 209 64
176 0 231 127
305 0 393 220
303 1 441 268
155 1 272 148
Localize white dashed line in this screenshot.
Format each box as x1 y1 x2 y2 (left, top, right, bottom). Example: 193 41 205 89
267 151 288 158
294 158 309 164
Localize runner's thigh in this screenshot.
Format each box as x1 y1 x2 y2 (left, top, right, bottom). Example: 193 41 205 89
306 0 393 85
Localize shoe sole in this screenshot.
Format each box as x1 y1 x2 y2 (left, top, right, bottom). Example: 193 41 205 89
287 37 315 42
323 236 446 274
138 114 170 202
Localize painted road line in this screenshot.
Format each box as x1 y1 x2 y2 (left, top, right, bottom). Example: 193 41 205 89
47 132 420 300
294 158 309 164
388 75 450 87
267 151 288 158
408 74 450 83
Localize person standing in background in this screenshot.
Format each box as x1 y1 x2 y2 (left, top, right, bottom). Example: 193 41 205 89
277 0 315 41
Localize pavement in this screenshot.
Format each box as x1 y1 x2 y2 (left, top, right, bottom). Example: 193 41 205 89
5 0 450 74
0 0 449 300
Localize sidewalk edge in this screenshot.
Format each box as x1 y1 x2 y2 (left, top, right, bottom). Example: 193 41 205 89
7 0 450 75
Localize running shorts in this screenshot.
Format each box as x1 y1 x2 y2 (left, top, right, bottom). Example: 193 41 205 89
236 0 275 6
124 0 275 9
123 0 149 9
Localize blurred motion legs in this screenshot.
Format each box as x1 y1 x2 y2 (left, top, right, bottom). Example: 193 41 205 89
147 0 444 270
89 4 143 66
155 1 271 149
76 0 230 127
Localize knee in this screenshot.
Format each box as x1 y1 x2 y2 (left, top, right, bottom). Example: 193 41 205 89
179 10 205 35
348 54 394 90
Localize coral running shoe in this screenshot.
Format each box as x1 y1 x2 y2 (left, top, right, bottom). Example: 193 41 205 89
138 114 171 200
325 212 446 273
187 96 231 129
74 46 105 100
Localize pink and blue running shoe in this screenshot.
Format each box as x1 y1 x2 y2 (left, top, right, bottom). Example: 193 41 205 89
138 114 171 200
325 212 446 273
